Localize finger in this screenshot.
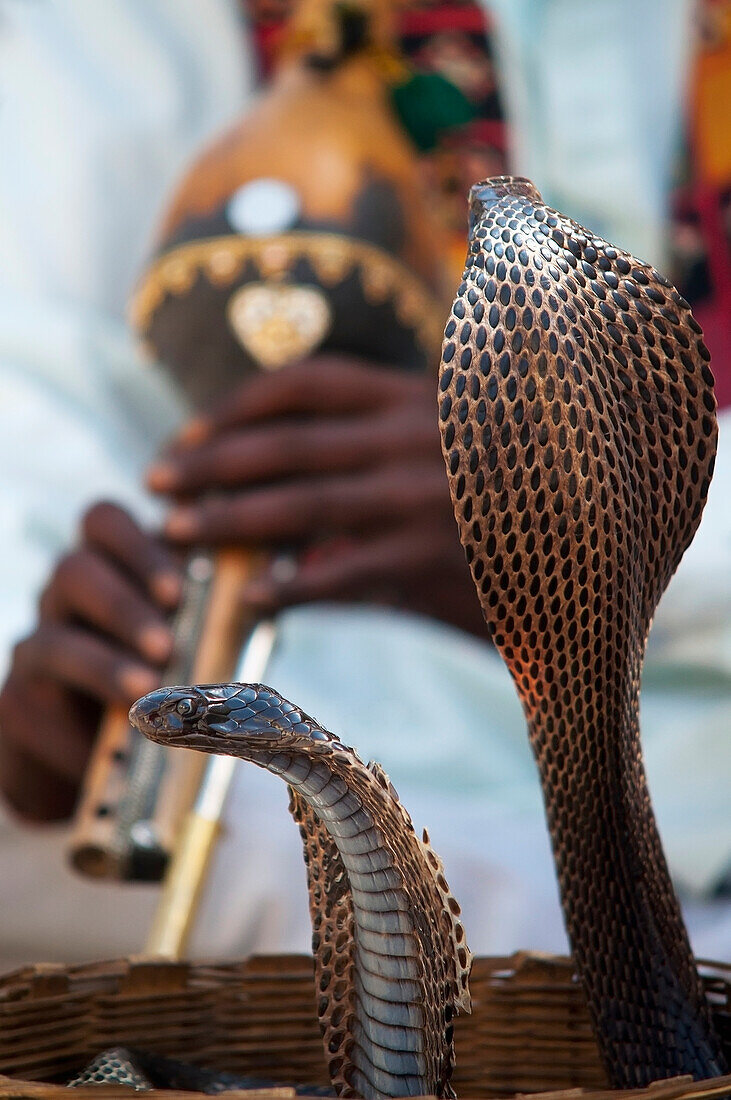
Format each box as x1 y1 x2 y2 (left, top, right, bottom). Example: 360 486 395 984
81 502 183 607
12 625 159 706
165 357 426 448
38 548 174 664
0 734 80 820
0 678 95 790
164 463 450 545
239 526 455 609
147 407 438 495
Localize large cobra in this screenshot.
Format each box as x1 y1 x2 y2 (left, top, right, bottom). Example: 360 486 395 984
130 684 471 1100
439 176 725 1085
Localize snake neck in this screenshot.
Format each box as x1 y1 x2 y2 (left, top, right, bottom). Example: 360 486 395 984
250 744 470 1100
439 177 725 1084
528 688 723 1085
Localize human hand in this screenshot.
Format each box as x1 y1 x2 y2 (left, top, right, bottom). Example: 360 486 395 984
147 356 484 634
0 503 183 821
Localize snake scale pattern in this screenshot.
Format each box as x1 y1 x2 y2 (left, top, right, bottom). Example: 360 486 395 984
130 685 472 1100
128 175 728 1095
438 177 725 1085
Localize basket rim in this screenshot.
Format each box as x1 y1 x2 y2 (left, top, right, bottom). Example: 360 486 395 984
2 1071 731 1100
0 952 728 1100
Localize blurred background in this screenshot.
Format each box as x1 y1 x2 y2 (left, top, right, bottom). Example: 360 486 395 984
0 0 728 972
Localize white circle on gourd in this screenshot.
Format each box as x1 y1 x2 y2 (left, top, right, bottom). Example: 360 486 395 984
227 179 300 236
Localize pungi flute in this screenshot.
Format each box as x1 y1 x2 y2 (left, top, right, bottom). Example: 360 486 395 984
68 0 450 952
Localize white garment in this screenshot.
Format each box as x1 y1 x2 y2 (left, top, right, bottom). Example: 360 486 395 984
0 0 254 671
0 0 251 965
484 0 694 271
0 1 729 974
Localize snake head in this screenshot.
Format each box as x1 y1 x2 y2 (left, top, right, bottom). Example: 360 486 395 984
468 176 542 234
129 682 334 756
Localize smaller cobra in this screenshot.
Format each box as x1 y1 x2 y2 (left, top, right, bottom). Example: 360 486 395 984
130 683 471 1100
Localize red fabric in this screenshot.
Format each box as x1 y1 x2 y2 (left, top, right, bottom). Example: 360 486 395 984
670 0 731 407
398 6 491 36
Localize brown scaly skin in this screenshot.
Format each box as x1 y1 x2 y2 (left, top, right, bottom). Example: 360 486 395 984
131 683 472 1100
439 176 725 1086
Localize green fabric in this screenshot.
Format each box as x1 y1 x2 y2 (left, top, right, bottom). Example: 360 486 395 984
390 70 475 152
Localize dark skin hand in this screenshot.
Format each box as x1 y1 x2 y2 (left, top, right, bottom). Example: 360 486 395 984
0 503 183 821
0 356 483 821
150 356 483 630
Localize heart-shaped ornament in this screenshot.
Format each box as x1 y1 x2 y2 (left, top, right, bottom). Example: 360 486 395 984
227 282 332 370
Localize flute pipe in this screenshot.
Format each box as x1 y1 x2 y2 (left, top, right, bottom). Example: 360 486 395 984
68 551 216 880
127 549 265 876
143 618 277 959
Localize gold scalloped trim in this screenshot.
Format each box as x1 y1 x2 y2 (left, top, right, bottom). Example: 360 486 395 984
129 232 445 361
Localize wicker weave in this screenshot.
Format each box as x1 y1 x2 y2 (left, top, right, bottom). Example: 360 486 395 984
0 953 728 1099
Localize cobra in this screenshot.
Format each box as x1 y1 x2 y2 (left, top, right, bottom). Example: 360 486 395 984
439 176 726 1085
130 684 472 1100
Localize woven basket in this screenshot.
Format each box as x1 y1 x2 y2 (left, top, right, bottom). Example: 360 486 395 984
0 953 729 1099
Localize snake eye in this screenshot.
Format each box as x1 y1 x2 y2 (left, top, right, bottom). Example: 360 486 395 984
175 698 196 717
